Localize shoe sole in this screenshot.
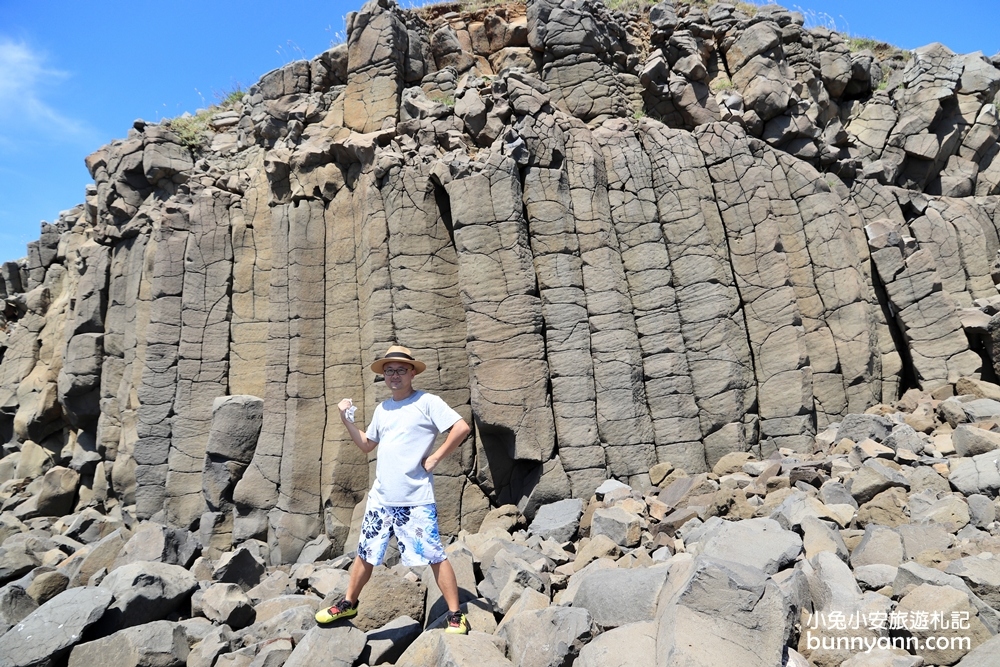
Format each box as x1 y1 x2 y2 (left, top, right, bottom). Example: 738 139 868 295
315 608 357 624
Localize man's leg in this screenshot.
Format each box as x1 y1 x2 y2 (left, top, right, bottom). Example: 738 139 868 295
430 559 461 612
345 555 374 603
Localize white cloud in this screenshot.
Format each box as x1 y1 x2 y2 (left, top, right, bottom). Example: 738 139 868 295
0 38 94 142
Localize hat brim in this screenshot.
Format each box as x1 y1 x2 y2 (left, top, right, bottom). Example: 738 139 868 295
371 357 427 375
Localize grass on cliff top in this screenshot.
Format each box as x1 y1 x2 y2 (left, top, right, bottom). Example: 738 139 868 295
167 86 245 150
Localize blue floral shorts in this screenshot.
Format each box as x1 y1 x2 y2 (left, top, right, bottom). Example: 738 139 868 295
357 500 446 567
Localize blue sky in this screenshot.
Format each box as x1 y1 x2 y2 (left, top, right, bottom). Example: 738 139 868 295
1 0 998 265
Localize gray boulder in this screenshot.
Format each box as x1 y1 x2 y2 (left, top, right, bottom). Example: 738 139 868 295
212 546 265 591
361 615 423 665
953 425 1000 457
589 506 641 547
283 624 366 667
655 555 794 667
67 620 188 667
945 554 1000 609
575 620 656 667
498 606 596 667
0 586 113 667
112 523 199 570
950 450 1000 496
200 583 255 629
848 459 910 504
96 562 198 633
849 524 903 568
527 498 584 543
835 414 894 443
572 565 670 629
396 631 511 667
687 517 801 575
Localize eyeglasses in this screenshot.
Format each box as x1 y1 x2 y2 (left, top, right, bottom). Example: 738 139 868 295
383 367 411 376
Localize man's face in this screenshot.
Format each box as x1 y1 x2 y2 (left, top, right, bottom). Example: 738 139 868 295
383 362 414 392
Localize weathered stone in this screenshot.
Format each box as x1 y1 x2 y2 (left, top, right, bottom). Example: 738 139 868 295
96 562 198 633
572 565 670 629
67 620 188 667
656 555 794 667
527 498 584 543
0 587 113 667
498 606 596 667
686 517 802 575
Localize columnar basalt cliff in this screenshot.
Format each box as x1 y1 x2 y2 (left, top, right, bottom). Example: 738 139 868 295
2 0 1000 564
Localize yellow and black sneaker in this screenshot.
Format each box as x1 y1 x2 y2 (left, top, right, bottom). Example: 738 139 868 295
315 598 358 624
445 611 468 634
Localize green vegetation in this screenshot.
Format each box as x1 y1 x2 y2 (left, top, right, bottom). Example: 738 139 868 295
167 85 245 150
710 76 735 93
604 0 656 13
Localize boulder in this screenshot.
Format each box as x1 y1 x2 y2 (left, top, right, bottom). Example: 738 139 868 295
200 583 255 629
575 620 656 667
686 517 802 575
498 606 596 667
0 586 113 667
96 562 198 633
67 620 188 667
655 555 795 667
282 624 366 667
527 498 584 543
572 565 670 629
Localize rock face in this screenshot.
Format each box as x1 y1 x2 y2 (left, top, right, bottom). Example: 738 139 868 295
1 0 1000 568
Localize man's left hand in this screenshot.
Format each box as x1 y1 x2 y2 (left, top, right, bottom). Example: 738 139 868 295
422 457 438 472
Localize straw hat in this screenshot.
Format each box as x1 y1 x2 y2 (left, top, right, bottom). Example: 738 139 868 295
370 345 427 375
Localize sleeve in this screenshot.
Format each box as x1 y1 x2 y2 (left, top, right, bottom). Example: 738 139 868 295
365 405 381 443
425 394 463 433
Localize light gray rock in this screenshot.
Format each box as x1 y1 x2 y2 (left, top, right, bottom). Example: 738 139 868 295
956 632 1000 666
953 424 1000 457
498 606 596 667
575 620 656 667
212 547 265 592
963 398 1000 422
968 493 996 527
282 624 366 667
186 626 234 667
201 583 255 629
850 524 904 568
112 523 199 570
951 449 1000 496
896 521 952 560
67 620 188 667
687 517 802 575
0 586 113 667
655 555 794 667
361 615 422 665
853 564 898 591
96 562 198 633
572 565 670 629
945 554 1000 609
395 630 512 667
527 498 584 543
589 506 641 548
849 459 910 504
836 414 894 443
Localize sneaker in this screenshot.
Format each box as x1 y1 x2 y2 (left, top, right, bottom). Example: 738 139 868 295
445 610 468 634
315 598 358 624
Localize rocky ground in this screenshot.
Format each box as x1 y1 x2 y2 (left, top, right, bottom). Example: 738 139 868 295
6 377 1000 666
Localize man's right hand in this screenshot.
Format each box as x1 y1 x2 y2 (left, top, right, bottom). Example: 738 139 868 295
338 398 353 416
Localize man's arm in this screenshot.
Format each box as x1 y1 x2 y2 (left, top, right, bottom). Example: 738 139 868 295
339 398 377 454
422 418 472 472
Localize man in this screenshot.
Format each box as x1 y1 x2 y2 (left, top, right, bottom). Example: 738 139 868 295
315 345 473 634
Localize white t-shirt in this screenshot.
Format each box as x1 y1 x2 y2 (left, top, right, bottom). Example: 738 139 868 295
365 390 462 506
